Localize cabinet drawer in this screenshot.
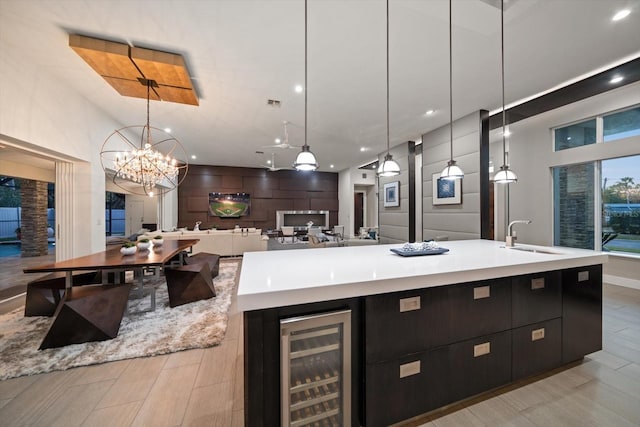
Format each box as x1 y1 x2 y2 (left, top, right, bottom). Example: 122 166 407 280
562 264 602 363
365 286 448 363
447 278 511 344
512 318 562 380
365 347 449 427
512 271 562 328
448 330 512 402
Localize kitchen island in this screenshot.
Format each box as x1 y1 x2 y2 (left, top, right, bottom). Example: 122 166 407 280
238 240 608 426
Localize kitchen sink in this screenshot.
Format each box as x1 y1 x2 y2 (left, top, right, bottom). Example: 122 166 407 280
505 246 561 255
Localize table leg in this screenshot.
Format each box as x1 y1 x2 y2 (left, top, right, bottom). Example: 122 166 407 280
65 271 72 290
127 267 156 314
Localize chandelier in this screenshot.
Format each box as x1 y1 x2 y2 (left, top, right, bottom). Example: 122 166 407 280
100 79 188 196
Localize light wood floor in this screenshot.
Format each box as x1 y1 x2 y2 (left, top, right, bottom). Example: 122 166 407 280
1 258 640 426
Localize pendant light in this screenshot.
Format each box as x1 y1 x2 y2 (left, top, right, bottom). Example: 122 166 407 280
293 0 319 172
494 0 518 184
440 0 464 180
377 0 401 177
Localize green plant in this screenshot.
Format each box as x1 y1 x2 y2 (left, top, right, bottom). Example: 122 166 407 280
122 242 135 248
153 235 163 239
139 238 150 243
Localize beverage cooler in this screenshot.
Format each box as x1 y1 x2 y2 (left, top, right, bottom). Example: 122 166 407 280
280 310 352 426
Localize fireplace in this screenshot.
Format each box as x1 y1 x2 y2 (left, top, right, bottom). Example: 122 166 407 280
276 210 329 230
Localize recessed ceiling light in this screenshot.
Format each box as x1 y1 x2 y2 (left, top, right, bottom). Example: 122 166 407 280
610 75 624 84
504 130 512 137
330 164 334 168
275 138 281 144
267 159 271 164
612 9 630 21
360 147 366 152
372 164 376 169
295 85 304 93
567 136 572 140
191 155 197 159
425 109 435 115
164 127 171 133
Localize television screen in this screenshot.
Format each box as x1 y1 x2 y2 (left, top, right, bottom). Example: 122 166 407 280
209 192 251 217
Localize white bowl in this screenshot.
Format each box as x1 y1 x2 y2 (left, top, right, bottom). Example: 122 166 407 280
120 246 137 255
152 239 164 246
137 241 151 250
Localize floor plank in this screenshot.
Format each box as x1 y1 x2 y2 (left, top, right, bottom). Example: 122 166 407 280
130 363 199 427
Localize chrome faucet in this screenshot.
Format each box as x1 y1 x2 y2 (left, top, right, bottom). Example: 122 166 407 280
506 220 532 247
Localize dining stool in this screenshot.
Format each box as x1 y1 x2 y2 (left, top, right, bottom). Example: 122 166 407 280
39 283 132 349
164 263 216 308
24 271 101 317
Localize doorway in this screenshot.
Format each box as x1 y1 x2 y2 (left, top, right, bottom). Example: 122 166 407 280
354 192 364 235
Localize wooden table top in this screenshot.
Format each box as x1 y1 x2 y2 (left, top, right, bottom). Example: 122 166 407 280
24 239 199 273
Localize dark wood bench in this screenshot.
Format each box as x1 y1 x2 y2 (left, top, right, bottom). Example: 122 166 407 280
39 283 132 349
164 262 216 308
184 252 220 278
24 271 101 317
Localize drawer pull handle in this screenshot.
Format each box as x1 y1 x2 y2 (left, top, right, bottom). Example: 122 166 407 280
473 286 490 300
399 360 421 378
399 296 421 312
531 278 545 290
578 271 590 282
474 342 491 357
531 328 545 341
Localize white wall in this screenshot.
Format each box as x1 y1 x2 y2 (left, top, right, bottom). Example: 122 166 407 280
422 111 483 241
508 81 640 285
1 44 125 257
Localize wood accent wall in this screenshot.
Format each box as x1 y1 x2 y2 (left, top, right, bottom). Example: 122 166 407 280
178 165 339 230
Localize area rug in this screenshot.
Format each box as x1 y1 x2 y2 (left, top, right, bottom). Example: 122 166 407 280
0 260 239 381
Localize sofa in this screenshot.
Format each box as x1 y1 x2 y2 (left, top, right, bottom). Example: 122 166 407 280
139 228 268 256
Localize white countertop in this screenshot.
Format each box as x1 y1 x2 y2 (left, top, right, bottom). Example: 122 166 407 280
237 239 608 311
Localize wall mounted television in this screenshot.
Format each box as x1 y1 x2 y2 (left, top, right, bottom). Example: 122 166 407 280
209 192 251 217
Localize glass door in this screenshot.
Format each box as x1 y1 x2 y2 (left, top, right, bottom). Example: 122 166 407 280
281 310 351 426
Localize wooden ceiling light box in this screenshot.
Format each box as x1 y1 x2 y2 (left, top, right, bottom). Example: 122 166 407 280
69 34 198 106
131 47 199 105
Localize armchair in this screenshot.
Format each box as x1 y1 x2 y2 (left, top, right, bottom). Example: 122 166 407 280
332 225 345 242
281 226 295 243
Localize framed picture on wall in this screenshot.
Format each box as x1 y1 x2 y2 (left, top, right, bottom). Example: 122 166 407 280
383 181 400 207
432 173 462 205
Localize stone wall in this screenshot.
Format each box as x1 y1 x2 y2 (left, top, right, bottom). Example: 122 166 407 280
20 179 49 257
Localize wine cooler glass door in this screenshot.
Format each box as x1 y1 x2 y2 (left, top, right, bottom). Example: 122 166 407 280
281 309 351 427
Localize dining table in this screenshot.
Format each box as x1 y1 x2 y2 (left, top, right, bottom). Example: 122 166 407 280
24 239 199 287
24 239 199 311
23 239 200 349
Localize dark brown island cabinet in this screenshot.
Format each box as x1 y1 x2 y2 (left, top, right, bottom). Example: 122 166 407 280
243 264 603 427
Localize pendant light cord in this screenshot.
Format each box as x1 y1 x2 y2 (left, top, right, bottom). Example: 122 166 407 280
386 0 390 156
146 80 151 146
304 0 308 150
449 0 453 163
501 0 507 167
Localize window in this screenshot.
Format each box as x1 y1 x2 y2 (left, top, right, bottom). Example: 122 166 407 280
553 163 595 249
105 192 125 236
552 105 640 255
554 119 596 151
602 155 640 254
604 106 640 142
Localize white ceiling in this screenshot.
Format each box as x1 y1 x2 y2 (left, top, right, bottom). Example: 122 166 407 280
1 0 639 172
